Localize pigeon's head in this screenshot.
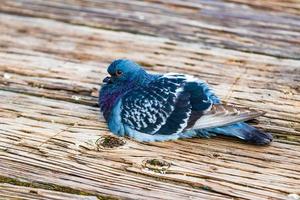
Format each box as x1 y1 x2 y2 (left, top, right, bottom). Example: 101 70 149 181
103 59 144 84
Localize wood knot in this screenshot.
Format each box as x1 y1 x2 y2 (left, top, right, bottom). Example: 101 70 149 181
142 159 171 174
96 135 125 149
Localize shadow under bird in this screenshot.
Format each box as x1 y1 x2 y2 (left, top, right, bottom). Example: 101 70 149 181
99 59 273 145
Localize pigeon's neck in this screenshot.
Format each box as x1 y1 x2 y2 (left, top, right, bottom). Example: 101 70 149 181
134 69 157 85
99 71 157 120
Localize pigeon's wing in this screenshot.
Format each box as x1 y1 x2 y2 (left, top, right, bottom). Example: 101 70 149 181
121 74 192 135
170 74 265 131
183 76 265 130
121 73 264 135
188 104 265 130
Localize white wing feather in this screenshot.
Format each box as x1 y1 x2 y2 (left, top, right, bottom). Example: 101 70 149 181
190 104 265 130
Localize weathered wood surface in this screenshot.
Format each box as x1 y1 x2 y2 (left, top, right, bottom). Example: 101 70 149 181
0 183 99 200
0 0 299 200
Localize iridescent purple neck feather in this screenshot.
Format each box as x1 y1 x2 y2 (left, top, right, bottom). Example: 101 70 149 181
99 69 156 120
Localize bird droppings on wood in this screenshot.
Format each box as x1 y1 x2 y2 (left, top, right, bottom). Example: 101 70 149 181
142 159 171 174
96 135 126 149
71 95 81 101
3 73 12 79
287 194 300 200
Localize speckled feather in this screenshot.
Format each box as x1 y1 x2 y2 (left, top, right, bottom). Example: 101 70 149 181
122 75 191 135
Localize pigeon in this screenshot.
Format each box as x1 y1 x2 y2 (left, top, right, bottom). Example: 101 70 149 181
99 59 273 145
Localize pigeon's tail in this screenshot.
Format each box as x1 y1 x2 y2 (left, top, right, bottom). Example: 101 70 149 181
207 122 273 145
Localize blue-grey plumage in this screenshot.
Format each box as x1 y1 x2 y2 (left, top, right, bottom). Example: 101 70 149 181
99 59 273 145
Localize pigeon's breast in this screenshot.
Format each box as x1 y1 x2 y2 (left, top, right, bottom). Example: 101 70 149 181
99 86 124 121
99 83 136 121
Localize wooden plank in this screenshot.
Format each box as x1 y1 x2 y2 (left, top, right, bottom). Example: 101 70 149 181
0 183 99 200
0 1 299 200
226 0 300 15
1 89 300 200
1 0 300 59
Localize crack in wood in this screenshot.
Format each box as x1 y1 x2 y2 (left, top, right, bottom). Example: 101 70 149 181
0 176 119 200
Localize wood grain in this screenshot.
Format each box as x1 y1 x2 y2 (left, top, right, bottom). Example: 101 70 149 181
1 0 300 59
0 183 99 200
0 0 299 200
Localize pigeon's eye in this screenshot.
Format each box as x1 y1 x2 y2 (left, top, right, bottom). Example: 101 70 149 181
116 70 122 77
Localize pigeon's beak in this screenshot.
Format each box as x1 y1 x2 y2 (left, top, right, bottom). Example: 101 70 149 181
103 76 112 84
